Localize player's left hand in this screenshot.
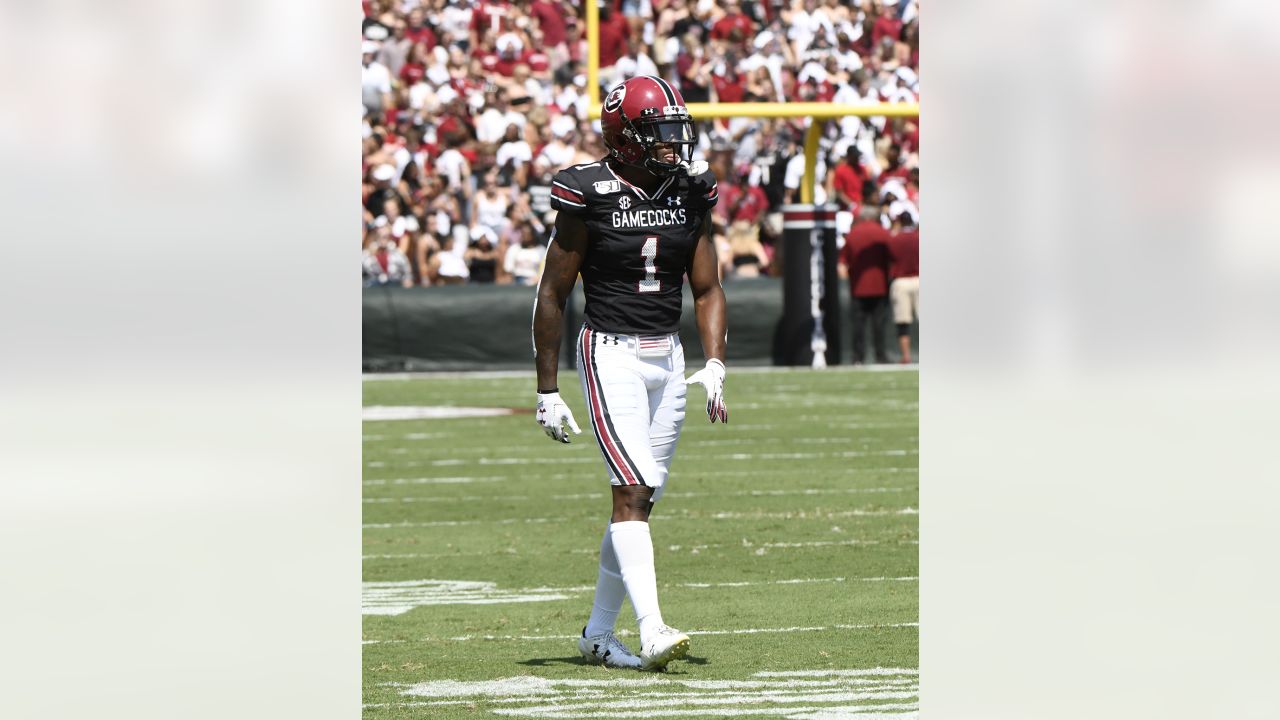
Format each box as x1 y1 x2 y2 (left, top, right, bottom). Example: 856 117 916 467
684 359 727 423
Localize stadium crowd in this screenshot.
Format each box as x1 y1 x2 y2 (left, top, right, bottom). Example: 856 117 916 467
361 0 920 288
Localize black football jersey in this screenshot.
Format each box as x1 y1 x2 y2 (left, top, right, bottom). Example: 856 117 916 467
550 159 719 334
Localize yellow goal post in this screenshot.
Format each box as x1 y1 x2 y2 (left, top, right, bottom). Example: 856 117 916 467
584 2 919 203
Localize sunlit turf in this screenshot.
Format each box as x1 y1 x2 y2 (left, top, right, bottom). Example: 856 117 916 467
363 367 918 719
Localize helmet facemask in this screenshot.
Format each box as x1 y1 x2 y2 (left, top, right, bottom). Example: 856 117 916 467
621 115 698 177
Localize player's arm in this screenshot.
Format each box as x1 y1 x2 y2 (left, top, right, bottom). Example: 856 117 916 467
685 211 729 423
532 211 588 442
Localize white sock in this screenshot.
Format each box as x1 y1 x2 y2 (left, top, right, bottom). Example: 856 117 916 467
609 520 665 646
584 523 626 637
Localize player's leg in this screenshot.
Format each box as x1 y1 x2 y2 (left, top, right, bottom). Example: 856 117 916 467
577 520 642 668
615 341 692 669
575 326 667 667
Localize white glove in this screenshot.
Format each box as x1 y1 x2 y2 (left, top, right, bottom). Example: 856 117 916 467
536 391 582 443
681 159 710 176
684 358 727 423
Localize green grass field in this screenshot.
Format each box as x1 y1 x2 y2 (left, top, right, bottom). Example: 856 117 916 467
363 367 918 719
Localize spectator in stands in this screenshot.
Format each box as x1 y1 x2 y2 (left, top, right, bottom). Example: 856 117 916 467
829 144 866 215
725 222 771 279
465 226 504 284
363 221 415 288
504 223 547 286
535 116 578 173
711 0 757 52
360 0 919 294
471 169 512 237
435 233 471 285
495 122 533 187
887 210 919 364
839 205 892 364
362 41 394 117
365 163 409 221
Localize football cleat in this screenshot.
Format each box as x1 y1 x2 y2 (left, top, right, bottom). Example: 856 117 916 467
639 625 691 671
578 627 642 669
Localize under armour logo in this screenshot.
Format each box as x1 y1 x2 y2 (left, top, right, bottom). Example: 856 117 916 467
602 336 620 345
618 196 631 210
666 196 682 207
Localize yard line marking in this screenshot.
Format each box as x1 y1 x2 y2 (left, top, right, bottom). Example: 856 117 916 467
363 366 915 381
362 487 912 504
679 577 918 588
362 476 507 486
363 517 557 529
382 670 919 720
362 579 570 615
360 622 919 644
363 405 518 421
713 450 917 460
368 453 915 468
371 696 921 712
364 540 916 559
376 679 916 692
500 693 918 717
366 484 916 502
756 669 918 677
361 468 916 483
362 508 918 529
367 457 599 468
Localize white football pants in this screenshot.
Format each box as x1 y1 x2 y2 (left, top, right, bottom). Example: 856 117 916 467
576 324 687 502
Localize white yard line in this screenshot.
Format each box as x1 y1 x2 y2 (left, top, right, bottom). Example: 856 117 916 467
368 668 919 720
363 405 518 421
362 508 917 529
362 622 918 644
363 476 508 486
363 487 914 503
366 539 917 559
363 366 916 382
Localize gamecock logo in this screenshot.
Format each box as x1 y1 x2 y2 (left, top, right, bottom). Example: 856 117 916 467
604 85 627 113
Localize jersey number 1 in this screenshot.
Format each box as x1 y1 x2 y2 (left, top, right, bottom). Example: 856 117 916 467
639 236 660 293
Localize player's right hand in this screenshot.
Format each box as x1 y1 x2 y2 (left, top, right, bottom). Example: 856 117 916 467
536 391 582 443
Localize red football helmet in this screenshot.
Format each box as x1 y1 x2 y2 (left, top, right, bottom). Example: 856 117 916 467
600 76 697 177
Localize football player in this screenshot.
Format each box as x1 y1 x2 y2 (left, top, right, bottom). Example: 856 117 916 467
532 76 728 671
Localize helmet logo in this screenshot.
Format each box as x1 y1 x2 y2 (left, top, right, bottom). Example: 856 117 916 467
604 86 627 113
618 196 632 210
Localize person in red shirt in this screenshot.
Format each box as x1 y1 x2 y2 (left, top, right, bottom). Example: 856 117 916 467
482 34 532 77
597 6 631 68
839 207 893 364
529 0 568 49
711 65 746 103
886 212 919 364
710 0 756 50
470 0 514 46
871 1 904 49
404 7 437 49
717 178 769 225
830 146 866 214
399 42 430 87
879 143 911 184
